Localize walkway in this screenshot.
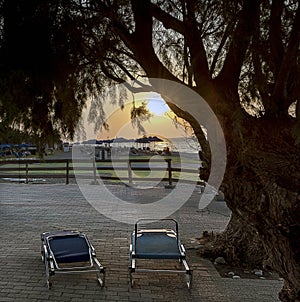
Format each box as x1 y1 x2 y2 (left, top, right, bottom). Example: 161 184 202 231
0 183 283 301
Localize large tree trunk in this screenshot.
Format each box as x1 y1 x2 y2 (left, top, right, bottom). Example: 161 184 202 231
222 181 300 299
223 179 300 301
165 86 300 301
125 4 300 298
212 214 265 266
219 116 300 302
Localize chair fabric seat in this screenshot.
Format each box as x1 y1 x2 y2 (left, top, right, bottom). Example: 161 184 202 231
133 232 181 259
48 236 90 263
41 230 106 289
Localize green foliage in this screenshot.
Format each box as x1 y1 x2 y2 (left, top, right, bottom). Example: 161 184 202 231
0 0 299 141
130 101 153 134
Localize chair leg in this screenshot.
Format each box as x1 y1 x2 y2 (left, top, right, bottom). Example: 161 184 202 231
94 257 105 287
41 242 45 262
47 279 52 290
129 250 135 287
186 270 193 289
96 273 104 287
45 260 52 289
96 269 105 287
128 265 134 287
129 268 135 287
42 244 53 289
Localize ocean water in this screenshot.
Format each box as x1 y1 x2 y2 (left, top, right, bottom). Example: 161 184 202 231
110 137 200 154
161 137 200 154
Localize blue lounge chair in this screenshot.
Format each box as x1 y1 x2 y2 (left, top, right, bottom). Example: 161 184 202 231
41 230 105 289
129 219 192 288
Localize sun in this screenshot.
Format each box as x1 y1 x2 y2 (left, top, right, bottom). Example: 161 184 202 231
147 99 169 116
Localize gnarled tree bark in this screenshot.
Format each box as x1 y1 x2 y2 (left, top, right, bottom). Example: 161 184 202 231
125 2 300 300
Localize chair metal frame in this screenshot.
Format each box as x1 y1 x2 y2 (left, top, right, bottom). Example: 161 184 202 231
129 219 192 288
41 230 105 289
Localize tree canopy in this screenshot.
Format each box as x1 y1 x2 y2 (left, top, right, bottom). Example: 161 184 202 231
1 0 298 140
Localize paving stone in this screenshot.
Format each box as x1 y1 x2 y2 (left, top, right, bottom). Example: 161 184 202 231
0 183 283 301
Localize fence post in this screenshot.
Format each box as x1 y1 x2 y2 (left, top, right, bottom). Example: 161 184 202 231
66 159 69 184
25 162 29 184
92 160 97 184
128 160 133 185
165 159 175 189
168 159 172 186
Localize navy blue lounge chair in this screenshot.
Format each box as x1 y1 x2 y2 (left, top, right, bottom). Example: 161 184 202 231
129 219 192 288
41 230 105 289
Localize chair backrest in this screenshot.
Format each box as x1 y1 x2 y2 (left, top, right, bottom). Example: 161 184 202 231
134 219 179 245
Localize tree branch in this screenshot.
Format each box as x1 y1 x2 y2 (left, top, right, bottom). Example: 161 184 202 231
105 57 136 81
150 1 212 93
184 0 211 91
110 0 181 83
271 2 300 112
269 0 285 78
131 0 152 45
164 99 211 180
252 6 270 104
99 62 123 83
149 2 186 35
216 0 260 90
210 20 236 76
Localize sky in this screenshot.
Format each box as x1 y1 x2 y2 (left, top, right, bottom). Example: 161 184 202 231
79 92 193 141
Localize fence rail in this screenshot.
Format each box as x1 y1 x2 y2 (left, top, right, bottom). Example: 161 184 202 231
0 158 203 186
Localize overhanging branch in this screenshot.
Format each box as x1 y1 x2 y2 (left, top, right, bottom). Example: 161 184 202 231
149 2 185 35
210 20 237 76
269 0 285 78
164 99 211 180
216 0 260 91
185 0 211 90
271 2 300 110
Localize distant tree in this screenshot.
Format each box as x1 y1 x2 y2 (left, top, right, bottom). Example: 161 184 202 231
0 1 299 300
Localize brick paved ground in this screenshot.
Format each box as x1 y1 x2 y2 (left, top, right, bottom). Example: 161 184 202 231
0 183 283 301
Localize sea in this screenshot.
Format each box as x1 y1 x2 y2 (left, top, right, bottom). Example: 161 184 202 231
110 137 200 154
154 137 200 154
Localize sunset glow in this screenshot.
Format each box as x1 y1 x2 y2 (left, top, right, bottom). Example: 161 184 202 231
146 99 169 116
